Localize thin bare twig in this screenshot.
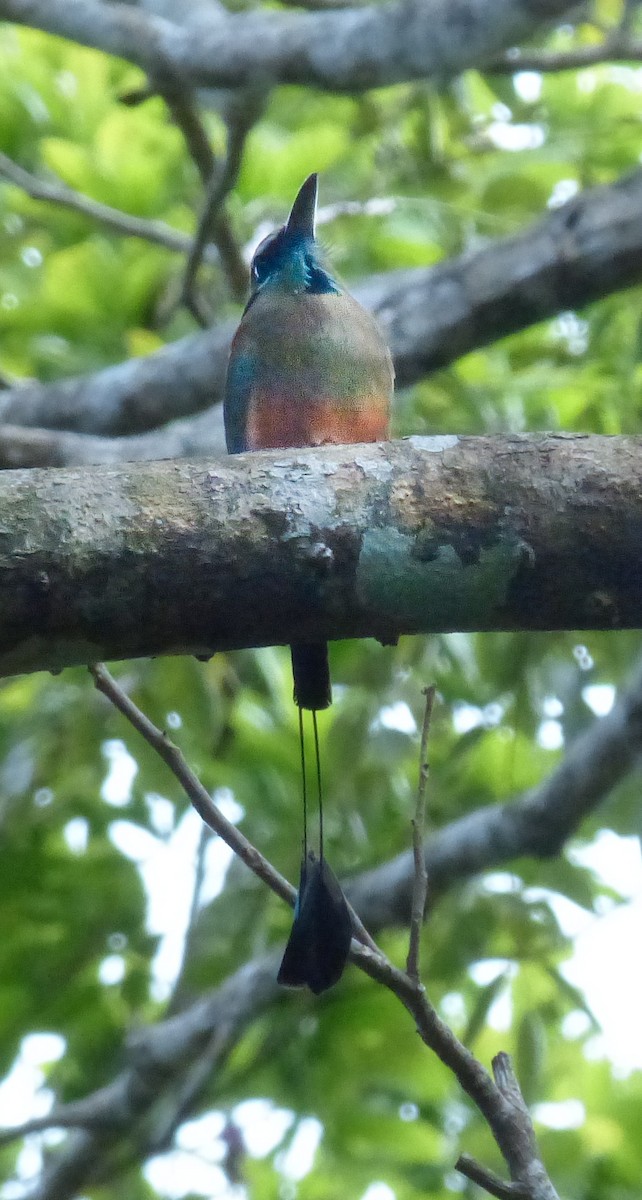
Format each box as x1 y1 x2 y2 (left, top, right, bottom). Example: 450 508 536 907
0 137 243 307
158 86 215 185
406 684 435 981
354 943 500 1111
346 898 379 953
179 87 265 323
488 38 642 74
119 21 247 301
352 949 559 1198
153 79 247 301
0 150 211 259
206 212 249 306
456 1153 530 1200
89 663 295 907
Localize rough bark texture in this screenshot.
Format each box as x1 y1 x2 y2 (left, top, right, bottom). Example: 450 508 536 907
1 433 641 678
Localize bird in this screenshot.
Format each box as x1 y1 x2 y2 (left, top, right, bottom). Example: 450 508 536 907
224 173 393 992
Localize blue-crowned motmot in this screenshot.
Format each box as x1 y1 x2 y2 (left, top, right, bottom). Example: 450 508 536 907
224 174 393 992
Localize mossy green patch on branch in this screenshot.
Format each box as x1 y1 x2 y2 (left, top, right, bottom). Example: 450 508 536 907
356 526 531 630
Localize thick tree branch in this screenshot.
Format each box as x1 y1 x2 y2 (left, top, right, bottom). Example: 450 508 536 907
0 0 575 93
0 434 641 678
2 167 642 440
0 408 225 469
0 325 231 436
383 165 642 388
0 6 627 1199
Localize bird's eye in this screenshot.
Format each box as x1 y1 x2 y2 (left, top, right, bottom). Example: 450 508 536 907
251 248 271 285
250 230 284 288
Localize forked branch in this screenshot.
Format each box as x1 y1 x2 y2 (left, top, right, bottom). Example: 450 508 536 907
89 663 559 1200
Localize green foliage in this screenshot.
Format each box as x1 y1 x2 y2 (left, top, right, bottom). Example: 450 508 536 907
1 13 642 1200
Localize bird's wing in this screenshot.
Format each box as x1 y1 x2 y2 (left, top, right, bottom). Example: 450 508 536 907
223 343 256 454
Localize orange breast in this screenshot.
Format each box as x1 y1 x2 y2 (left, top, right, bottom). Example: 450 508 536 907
245 390 389 450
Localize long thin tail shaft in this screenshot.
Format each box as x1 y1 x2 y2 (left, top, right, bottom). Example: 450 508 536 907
282 697 352 995
296 706 325 863
312 709 324 862
298 704 308 861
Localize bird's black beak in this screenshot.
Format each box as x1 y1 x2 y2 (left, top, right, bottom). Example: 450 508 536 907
286 173 318 240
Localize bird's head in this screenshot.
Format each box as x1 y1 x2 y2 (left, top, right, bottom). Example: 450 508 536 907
247 174 339 301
